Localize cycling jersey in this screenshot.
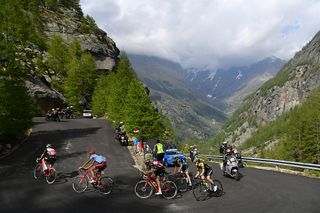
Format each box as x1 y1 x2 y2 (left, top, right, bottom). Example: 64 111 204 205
90 154 106 163
46 148 56 157
44 148 57 166
175 158 188 172
148 161 165 177
196 162 211 171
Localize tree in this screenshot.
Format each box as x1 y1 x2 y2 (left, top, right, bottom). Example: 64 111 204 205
0 1 35 143
63 41 97 111
92 75 110 117
124 80 165 139
47 35 69 76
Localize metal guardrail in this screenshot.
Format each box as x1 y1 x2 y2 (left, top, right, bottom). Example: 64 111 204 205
200 154 320 171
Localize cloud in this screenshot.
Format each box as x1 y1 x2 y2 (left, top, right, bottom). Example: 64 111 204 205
80 0 320 69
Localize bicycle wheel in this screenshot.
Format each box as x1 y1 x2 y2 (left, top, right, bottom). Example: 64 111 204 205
134 180 153 199
161 181 178 200
34 163 42 180
46 168 57 184
211 179 224 197
97 177 114 195
72 175 88 193
192 181 208 201
175 175 188 192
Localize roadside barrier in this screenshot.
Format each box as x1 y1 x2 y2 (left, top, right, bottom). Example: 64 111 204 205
200 154 320 171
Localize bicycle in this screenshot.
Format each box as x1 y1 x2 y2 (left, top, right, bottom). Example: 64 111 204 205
33 158 57 184
134 173 178 199
192 177 223 201
72 167 114 195
170 172 191 192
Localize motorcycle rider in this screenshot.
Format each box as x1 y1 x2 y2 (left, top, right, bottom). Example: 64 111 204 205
195 158 217 191
222 148 234 173
220 141 233 154
144 160 166 195
119 121 125 132
37 144 57 174
173 156 192 186
80 149 107 184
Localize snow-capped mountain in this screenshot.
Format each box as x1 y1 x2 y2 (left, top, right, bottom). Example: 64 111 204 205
184 57 286 113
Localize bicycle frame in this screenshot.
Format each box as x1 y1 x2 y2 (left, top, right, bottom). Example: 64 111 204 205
78 169 103 184
79 170 91 184
38 159 52 177
144 175 171 193
144 176 160 191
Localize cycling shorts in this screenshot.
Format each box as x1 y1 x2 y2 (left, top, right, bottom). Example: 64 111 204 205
154 167 165 177
45 156 56 165
204 168 213 177
95 161 107 172
181 164 189 173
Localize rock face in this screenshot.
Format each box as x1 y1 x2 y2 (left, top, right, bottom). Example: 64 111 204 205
224 30 320 147
41 7 119 72
22 6 119 113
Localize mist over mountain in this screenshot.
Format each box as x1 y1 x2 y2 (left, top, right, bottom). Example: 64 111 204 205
128 54 227 142
184 57 286 114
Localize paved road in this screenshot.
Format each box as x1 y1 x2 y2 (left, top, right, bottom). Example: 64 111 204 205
0 118 320 213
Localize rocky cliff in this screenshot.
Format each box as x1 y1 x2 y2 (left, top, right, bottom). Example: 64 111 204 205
24 6 119 113
220 31 320 150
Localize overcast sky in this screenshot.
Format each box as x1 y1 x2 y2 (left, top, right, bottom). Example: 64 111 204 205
80 0 320 70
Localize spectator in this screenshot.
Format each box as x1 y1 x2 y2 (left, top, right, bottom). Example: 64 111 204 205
154 139 165 162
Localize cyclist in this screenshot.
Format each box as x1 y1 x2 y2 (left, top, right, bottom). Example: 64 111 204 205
194 158 217 192
37 144 57 174
173 156 192 186
144 160 166 195
80 149 107 184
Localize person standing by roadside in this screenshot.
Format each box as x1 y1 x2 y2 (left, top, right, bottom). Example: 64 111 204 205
132 129 140 154
154 139 165 162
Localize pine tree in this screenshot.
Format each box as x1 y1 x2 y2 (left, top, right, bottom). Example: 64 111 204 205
63 40 97 111
124 80 165 139
47 35 69 76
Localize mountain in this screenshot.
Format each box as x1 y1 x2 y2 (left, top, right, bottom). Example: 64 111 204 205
19 3 119 113
184 57 286 114
211 31 320 163
128 54 227 141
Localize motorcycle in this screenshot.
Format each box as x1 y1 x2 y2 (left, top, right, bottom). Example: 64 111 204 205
233 149 245 168
220 155 240 181
118 132 128 146
45 111 60 122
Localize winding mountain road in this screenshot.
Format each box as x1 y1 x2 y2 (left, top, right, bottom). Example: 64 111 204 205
0 118 319 213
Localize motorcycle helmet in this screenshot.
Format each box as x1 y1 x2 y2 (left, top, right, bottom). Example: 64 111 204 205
88 149 96 154
46 144 52 148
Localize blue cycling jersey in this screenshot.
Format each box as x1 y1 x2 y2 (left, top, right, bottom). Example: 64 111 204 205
90 154 106 163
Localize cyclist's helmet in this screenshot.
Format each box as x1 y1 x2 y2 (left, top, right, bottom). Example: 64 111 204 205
46 144 52 148
120 121 124 125
88 149 96 154
196 158 202 163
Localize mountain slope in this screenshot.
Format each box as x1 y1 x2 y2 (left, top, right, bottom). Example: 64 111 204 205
128 54 227 141
185 57 286 113
211 30 320 162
